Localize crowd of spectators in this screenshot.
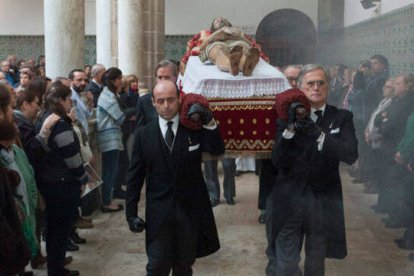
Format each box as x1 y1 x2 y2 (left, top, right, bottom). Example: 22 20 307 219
2 50 414 276
0 54 141 276
327 55 414 262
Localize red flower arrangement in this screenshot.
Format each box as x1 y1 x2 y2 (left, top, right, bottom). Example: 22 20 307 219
179 93 211 130
274 88 311 122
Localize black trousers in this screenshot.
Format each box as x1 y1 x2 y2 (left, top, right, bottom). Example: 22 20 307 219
146 202 197 276
258 159 277 210
39 182 79 276
266 189 326 276
114 133 130 193
204 158 236 201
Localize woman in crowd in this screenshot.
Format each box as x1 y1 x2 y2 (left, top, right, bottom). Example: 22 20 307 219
112 74 139 199
375 73 414 228
97 67 133 212
28 76 49 107
36 82 87 276
0 131 39 271
84 64 91 83
390 74 414 250
0 84 32 275
363 79 394 197
37 66 46 78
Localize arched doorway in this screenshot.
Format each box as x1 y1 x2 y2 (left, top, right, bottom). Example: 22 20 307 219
256 9 317 67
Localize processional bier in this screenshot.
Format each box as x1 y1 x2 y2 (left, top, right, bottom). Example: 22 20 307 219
179 56 291 159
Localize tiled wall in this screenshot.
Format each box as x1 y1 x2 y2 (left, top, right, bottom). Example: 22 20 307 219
0 34 189 67
1 4 413 76
0 36 97 66
164 35 191 61
341 4 414 75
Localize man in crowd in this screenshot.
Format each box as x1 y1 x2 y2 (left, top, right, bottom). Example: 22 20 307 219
126 80 225 275
283 65 302 88
136 59 178 128
266 64 358 275
85 64 106 107
257 64 303 223
68 70 95 246
1 60 14 87
6 54 20 84
69 69 94 134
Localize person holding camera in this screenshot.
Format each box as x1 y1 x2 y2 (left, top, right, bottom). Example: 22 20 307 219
266 64 358 276
126 80 225 275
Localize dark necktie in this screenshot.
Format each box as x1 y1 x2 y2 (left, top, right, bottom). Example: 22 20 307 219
165 121 174 147
314 110 323 125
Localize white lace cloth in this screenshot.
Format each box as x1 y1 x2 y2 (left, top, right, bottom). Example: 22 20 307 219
179 56 291 98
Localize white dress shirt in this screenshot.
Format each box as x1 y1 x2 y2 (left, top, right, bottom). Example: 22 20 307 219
158 114 179 144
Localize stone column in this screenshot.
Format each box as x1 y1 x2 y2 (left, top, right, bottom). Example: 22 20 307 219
111 0 118 67
96 0 112 68
143 0 165 89
44 0 85 79
118 0 144 77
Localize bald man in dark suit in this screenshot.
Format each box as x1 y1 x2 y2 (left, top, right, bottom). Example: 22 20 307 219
127 80 225 275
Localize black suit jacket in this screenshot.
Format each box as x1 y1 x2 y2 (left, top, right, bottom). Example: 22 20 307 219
136 93 158 128
84 81 102 107
126 118 225 257
270 104 358 259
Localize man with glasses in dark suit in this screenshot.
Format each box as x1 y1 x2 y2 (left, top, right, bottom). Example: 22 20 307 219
266 64 358 276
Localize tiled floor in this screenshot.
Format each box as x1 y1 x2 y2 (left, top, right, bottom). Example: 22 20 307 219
30 166 414 275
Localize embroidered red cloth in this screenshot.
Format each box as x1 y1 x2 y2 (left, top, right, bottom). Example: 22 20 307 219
208 97 277 158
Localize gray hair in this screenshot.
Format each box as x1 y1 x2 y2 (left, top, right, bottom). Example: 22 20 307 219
91 64 106 77
155 59 178 78
283 64 303 73
297 64 330 89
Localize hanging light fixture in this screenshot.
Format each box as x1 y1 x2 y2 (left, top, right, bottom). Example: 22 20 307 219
360 0 381 9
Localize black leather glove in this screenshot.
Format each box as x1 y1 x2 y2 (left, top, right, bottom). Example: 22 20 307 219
294 117 322 137
127 216 146 233
187 103 213 125
287 102 304 128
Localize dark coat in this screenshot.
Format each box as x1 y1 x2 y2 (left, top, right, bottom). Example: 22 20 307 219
375 92 414 158
14 111 45 166
85 80 103 107
118 91 139 138
363 72 388 123
270 105 358 259
126 119 225 258
135 93 157 128
0 167 31 275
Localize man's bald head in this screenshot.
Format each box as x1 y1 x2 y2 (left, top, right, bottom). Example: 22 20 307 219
152 80 181 121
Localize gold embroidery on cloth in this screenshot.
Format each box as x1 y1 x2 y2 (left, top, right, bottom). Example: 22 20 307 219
210 104 274 111
225 139 274 150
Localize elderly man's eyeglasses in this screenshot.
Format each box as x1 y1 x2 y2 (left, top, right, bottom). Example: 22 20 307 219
305 80 326 88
